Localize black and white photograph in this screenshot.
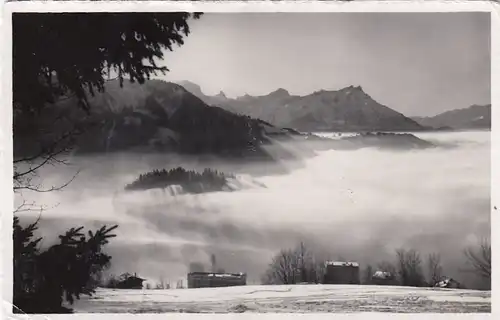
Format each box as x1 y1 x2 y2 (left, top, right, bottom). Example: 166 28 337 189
3 1 495 316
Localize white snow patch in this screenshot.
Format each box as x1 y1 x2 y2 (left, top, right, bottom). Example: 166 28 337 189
72 284 490 313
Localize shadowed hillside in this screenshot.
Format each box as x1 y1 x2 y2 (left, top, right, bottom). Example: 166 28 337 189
14 79 297 162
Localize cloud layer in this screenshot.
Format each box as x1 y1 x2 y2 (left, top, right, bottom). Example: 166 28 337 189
21 131 490 288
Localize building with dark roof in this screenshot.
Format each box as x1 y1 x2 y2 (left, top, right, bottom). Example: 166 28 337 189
323 261 360 285
187 272 247 288
109 273 145 289
434 278 463 289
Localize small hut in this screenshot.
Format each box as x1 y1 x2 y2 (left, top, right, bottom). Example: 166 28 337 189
323 261 360 285
434 278 462 289
371 271 398 286
112 273 145 289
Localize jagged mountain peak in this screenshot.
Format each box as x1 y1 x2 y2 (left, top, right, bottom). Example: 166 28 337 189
268 88 290 97
213 84 423 132
215 90 227 99
177 80 205 98
310 85 367 97
340 85 366 94
237 93 253 101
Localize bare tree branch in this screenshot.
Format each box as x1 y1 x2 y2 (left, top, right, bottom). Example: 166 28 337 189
396 248 425 287
463 238 491 279
13 127 78 166
14 198 51 215
427 253 443 286
14 169 80 193
13 123 84 196
262 242 324 285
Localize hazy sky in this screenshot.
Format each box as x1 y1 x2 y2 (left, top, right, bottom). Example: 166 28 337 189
159 13 490 117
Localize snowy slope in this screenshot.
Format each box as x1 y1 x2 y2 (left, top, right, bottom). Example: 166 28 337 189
72 284 490 313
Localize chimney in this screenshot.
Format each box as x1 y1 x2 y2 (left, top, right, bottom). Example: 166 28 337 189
210 254 217 273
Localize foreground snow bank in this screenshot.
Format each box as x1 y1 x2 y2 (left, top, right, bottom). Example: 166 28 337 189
72 284 490 313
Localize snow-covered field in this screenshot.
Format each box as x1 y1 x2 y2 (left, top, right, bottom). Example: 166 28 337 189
72 285 491 313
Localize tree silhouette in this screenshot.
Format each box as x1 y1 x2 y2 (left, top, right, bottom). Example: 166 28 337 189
13 13 202 115
12 12 201 313
427 253 443 286
13 217 118 313
262 242 324 285
125 167 234 194
13 13 202 192
395 248 425 287
464 237 491 280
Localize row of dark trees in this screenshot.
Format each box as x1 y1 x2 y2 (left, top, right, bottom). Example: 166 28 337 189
125 167 234 194
262 240 491 289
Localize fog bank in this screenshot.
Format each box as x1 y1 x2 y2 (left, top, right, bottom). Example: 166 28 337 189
17 131 490 288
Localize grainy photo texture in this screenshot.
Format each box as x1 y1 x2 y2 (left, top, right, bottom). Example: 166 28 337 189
11 11 491 314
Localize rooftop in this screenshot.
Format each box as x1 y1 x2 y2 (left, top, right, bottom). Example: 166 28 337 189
373 271 393 279
325 261 360 267
188 272 246 278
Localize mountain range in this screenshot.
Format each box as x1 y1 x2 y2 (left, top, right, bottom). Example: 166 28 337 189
178 81 425 132
14 79 437 163
178 81 491 132
411 104 491 130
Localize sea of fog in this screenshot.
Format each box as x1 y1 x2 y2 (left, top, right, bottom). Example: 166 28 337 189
16 131 491 289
